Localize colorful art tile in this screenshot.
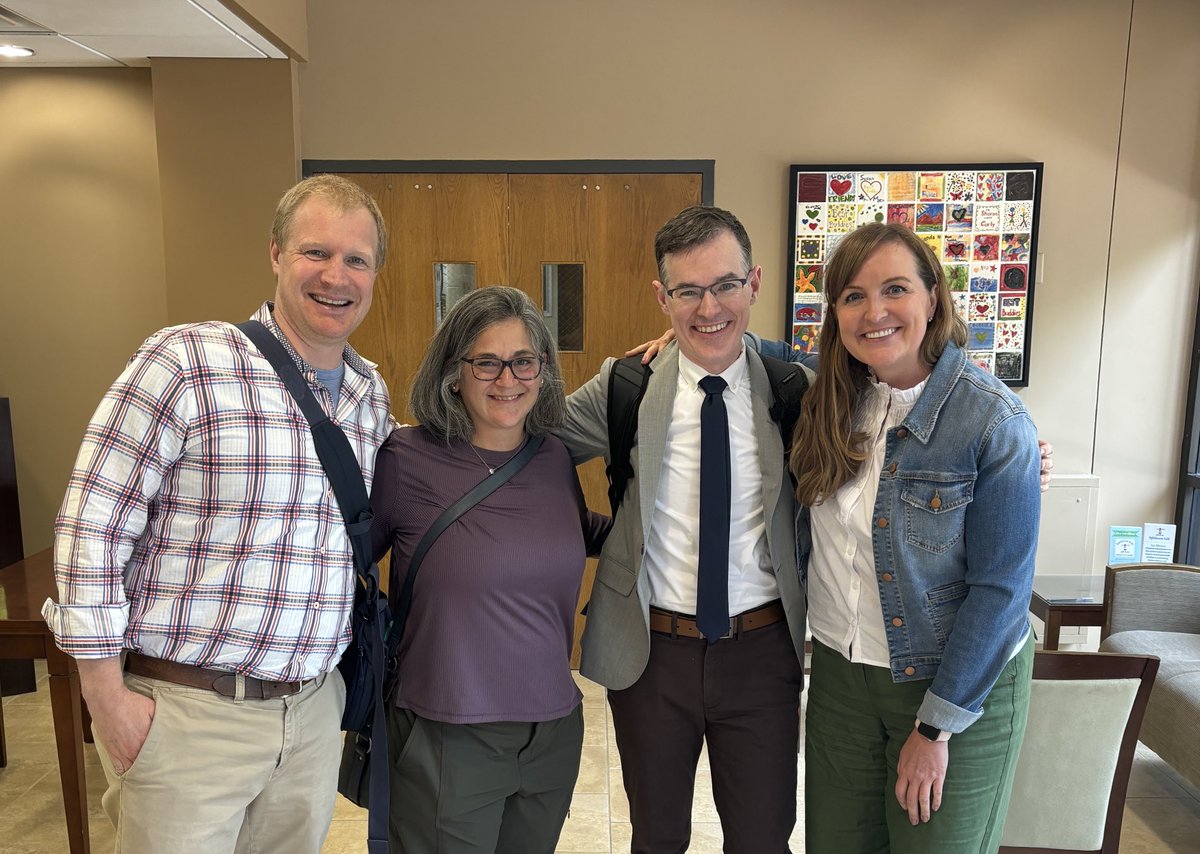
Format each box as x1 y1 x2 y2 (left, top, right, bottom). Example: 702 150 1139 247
972 352 995 373
797 203 826 234
943 236 970 263
1003 201 1034 232
793 299 823 324
889 172 917 200
797 237 824 263
920 233 944 258
857 172 887 202
792 324 821 353
888 204 915 228
968 322 995 351
789 164 1040 385
919 173 945 200
969 293 997 322
972 233 1000 262
795 264 822 293
857 203 886 226
977 172 1005 201
999 295 1026 320
797 173 826 202
975 203 1001 232
946 203 973 231
1000 263 1028 292
827 173 855 201
995 352 1023 380
944 264 969 291
952 292 971 318
915 203 945 232
827 203 857 233
1005 172 1036 200
996 321 1024 351
1001 233 1030 262
946 172 975 202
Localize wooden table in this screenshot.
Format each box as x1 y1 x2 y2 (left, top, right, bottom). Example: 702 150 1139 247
0 548 91 853
1029 574 1107 650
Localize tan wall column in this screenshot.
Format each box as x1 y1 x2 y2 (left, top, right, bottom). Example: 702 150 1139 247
151 58 300 326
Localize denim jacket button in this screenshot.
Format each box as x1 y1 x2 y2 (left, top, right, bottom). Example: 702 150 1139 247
904 666 915 676
881 572 894 582
876 517 889 528
896 427 909 439
887 462 897 474
891 617 903 627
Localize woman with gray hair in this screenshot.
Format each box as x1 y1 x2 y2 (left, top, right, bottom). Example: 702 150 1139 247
368 285 608 853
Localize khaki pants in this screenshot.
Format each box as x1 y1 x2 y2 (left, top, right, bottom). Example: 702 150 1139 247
93 668 345 854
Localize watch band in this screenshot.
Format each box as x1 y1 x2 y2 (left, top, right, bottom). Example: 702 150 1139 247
916 720 951 742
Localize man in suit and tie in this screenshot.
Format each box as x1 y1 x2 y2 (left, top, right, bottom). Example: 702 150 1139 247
557 205 811 853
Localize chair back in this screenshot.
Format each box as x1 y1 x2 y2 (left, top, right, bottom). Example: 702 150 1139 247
998 651 1158 854
1104 562 1200 637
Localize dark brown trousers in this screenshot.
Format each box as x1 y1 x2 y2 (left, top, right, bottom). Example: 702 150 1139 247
607 619 804 854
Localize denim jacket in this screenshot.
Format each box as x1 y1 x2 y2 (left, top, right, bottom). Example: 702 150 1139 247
753 336 1040 732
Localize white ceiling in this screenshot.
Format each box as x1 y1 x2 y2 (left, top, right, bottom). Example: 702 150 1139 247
0 0 286 67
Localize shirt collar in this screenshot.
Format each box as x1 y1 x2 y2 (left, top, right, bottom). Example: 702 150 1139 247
677 344 748 393
253 301 379 379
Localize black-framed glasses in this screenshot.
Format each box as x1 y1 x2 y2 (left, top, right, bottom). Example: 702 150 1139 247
461 355 545 381
665 276 750 303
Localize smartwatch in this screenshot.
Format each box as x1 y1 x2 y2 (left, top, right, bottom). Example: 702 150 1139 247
916 720 951 742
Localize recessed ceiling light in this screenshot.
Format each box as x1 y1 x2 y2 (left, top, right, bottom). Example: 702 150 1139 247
0 45 35 58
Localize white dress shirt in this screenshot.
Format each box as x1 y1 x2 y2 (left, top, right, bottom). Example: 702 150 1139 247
643 349 779 615
808 379 924 666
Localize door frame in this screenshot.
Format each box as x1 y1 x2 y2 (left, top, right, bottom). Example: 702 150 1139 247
303 159 714 204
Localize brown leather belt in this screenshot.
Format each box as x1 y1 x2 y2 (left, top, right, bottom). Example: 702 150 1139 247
125 652 307 700
649 600 786 640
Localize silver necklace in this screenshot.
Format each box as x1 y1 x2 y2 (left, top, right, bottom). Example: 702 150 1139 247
467 436 528 474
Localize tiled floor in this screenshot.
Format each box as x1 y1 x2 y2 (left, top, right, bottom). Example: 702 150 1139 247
1 665 1198 852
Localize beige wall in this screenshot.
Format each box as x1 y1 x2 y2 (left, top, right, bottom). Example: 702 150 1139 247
222 0 309 60
151 58 300 326
300 0 1200 568
0 70 168 553
2 0 1197 565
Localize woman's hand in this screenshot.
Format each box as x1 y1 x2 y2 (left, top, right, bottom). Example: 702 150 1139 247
624 328 675 365
895 728 949 825
1038 439 1053 492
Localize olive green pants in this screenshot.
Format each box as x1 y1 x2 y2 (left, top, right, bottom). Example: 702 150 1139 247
386 704 584 854
805 637 1032 854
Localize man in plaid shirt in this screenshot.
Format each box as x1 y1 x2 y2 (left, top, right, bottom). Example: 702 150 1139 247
42 175 394 852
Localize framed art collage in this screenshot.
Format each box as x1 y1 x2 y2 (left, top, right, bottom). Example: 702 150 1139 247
786 163 1043 386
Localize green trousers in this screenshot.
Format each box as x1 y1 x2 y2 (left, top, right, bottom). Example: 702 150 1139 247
386 703 584 854
805 636 1033 854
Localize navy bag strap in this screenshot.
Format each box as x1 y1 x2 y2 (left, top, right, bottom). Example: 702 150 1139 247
236 320 388 854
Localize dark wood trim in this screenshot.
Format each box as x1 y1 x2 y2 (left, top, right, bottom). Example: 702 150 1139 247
302 159 715 205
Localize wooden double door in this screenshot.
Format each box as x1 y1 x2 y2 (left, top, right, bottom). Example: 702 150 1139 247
345 171 701 664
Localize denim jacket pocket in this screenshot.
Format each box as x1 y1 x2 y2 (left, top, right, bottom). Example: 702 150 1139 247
924 579 970 645
899 477 973 554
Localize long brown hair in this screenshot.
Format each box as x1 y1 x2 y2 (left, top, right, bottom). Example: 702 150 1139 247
789 223 967 505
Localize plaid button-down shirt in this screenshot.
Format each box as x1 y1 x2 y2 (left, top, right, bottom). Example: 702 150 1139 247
43 303 395 681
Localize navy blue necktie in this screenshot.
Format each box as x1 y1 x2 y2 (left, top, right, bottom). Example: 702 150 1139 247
697 375 731 643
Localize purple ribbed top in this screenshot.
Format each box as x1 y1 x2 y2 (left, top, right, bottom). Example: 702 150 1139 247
369 426 606 723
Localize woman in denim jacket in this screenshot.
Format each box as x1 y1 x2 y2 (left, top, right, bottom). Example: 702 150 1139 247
784 222 1040 853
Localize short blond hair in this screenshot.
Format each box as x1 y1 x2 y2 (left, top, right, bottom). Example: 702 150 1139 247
271 175 387 268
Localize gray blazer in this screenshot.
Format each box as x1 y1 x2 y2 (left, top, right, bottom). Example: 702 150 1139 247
556 343 810 690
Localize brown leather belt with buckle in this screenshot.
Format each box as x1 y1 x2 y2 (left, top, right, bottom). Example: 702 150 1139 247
649 599 786 640
125 651 306 700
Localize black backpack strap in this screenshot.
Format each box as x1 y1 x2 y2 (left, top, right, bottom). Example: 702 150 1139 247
605 356 652 517
759 354 809 456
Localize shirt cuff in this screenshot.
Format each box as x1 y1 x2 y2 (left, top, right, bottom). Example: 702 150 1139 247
40 599 130 658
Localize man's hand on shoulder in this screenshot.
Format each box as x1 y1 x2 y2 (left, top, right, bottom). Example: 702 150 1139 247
77 657 156 775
